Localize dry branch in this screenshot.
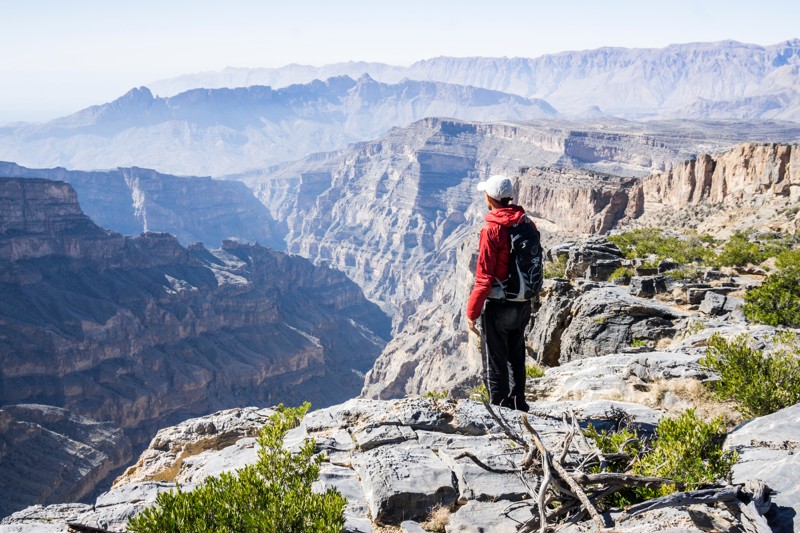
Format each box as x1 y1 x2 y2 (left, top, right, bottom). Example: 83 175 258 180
522 415 610 531
622 486 740 517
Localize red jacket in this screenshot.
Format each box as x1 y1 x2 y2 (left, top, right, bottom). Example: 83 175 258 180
466 205 528 320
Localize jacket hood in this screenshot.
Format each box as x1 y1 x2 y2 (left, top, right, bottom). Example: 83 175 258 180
484 205 525 227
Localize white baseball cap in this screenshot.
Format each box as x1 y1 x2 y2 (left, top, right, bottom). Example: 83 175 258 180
477 174 514 201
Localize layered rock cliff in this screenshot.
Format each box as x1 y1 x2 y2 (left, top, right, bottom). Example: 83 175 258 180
0 162 277 248
0 177 391 448
625 143 800 234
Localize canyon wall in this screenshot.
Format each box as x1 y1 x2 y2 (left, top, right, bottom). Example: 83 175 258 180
247 118 799 398
0 162 277 249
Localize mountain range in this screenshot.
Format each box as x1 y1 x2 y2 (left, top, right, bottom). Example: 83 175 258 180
149 39 800 121
0 76 555 176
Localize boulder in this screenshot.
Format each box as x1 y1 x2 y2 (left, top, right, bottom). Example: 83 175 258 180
699 291 743 316
352 444 457 525
531 286 688 364
565 238 625 278
629 276 667 297
586 259 623 281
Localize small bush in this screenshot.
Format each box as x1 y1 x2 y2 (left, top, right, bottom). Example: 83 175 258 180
127 403 346 533
632 409 736 498
423 389 450 400
544 254 568 278
525 363 545 379
469 384 490 403
743 249 800 327
701 332 800 418
715 231 766 267
663 265 702 281
630 339 647 348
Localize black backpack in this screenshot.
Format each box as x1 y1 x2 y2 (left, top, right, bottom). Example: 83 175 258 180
498 214 543 301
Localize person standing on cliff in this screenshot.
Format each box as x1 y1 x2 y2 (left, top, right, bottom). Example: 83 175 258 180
467 174 534 412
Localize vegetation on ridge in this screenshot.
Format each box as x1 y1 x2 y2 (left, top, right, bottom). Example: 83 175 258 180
127 403 346 533
742 249 800 327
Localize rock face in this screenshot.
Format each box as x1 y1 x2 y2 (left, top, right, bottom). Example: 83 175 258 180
0 177 391 516
516 167 636 235
626 143 800 234
0 162 277 248
0 404 132 518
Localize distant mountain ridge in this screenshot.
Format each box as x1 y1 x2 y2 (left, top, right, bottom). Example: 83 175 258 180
0 76 556 176
149 39 800 121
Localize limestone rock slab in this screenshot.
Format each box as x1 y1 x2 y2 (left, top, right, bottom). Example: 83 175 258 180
352 444 457 525
725 403 800 533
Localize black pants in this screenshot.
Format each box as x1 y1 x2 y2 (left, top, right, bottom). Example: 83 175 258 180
481 299 532 410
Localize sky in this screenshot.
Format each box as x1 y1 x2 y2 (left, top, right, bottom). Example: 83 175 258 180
1 0 799 124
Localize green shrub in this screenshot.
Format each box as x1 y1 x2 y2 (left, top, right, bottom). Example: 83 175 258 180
583 409 735 506
469 384 490 403
525 363 545 379
630 339 647 348
423 389 450 400
583 424 642 507
701 332 800 418
544 254 568 278
715 231 766 267
662 265 702 281
743 250 800 327
632 409 736 498
127 403 346 533
608 266 634 281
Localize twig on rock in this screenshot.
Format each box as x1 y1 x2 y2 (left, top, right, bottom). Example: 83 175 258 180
452 451 521 474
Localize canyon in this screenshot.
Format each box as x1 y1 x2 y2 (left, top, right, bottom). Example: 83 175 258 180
0 177 390 514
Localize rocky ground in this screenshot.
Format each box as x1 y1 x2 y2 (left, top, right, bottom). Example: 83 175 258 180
3 237 798 532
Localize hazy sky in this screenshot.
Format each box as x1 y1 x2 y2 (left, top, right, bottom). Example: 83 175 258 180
2 0 799 124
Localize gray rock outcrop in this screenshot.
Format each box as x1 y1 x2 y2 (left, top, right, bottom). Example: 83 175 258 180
530 284 688 365
2 393 782 532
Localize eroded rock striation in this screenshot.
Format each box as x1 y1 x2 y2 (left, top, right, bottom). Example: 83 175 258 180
0 404 132 518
